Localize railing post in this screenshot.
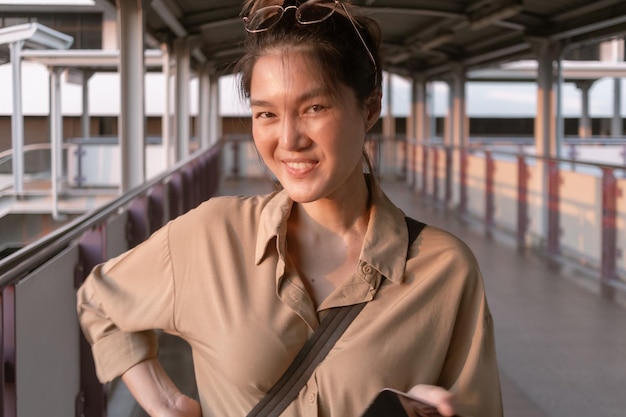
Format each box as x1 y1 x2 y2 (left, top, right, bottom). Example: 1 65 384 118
601 168 619 289
421 144 428 196
485 151 495 233
459 148 468 216
445 146 452 204
432 147 439 203
517 154 529 249
547 159 561 255
231 138 240 179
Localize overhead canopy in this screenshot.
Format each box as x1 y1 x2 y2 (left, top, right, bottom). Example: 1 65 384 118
106 0 626 78
19 49 164 72
0 22 74 64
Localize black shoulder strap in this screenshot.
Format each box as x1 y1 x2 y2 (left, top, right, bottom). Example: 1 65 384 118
405 216 426 248
247 217 427 417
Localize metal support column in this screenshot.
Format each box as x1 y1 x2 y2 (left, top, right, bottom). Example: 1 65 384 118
382 73 397 178
10 40 25 196
161 42 174 167
198 62 211 150
117 0 146 193
450 63 467 208
410 75 429 191
575 80 594 138
174 37 190 161
208 72 221 146
530 37 562 250
611 39 624 138
612 78 623 137
49 67 64 220
81 71 94 140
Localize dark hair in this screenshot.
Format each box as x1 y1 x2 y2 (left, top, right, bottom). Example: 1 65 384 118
237 0 382 104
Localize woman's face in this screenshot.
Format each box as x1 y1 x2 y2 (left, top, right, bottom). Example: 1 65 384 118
250 51 379 204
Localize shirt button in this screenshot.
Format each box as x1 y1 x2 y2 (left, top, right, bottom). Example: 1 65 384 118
308 393 316 403
360 262 374 280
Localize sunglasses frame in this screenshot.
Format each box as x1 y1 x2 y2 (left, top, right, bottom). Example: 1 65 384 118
243 0 378 87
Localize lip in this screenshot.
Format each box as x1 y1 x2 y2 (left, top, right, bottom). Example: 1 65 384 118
281 159 318 177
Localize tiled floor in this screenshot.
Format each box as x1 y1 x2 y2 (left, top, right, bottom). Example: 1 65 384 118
107 178 626 417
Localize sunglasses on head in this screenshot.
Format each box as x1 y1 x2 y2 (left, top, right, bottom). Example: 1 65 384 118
243 0 378 86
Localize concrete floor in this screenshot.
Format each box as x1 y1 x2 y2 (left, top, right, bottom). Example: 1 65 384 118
107 177 626 417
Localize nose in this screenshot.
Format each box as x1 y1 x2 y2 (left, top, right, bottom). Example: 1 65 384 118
279 116 310 151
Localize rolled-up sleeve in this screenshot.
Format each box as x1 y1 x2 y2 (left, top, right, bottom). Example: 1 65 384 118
76 223 176 382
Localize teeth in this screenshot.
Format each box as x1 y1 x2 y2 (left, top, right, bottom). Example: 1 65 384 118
285 162 312 170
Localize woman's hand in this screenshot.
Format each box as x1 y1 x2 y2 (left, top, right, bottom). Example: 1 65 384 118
155 392 201 417
122 358 202 417
405 384 456 416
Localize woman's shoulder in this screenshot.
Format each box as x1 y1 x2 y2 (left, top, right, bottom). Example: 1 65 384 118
409 223 480 274
181 193 276 221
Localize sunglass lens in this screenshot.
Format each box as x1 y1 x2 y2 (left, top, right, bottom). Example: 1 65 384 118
246 5 284 31
297 3 336 24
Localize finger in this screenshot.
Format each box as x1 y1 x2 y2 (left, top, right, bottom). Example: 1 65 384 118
407 385 456 416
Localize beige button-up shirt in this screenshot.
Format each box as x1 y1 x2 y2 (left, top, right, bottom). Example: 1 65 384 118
77 180 503 417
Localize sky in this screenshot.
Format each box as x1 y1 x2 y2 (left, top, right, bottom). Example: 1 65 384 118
0 61 625 118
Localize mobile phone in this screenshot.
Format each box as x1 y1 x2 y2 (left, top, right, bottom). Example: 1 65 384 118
361 388 452 417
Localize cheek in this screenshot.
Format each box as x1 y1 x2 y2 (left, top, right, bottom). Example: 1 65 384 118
252 127 274 163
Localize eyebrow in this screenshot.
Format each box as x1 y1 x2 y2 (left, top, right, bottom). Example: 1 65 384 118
249 87 330 108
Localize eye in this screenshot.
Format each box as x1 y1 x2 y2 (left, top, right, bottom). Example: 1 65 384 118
307 104 326 113
254 111 276 119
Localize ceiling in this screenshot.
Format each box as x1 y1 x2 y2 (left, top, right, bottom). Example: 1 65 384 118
112 0 626 79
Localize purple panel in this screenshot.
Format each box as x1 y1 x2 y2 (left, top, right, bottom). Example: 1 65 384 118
517 155 529 249
77 226 106 282
168 173 184 220
127 196 150 249
148 184 166 234
182 165 195 213
76 225 108 417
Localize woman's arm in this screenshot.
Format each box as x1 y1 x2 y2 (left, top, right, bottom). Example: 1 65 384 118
122 358 201 417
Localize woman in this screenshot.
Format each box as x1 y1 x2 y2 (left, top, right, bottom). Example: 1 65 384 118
77 1 503 416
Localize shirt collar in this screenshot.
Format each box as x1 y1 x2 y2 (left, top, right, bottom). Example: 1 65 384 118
359 177 410 284
254 178 411 284
255 190 292 265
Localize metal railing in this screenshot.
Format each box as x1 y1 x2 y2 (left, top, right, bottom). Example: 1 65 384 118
0 143 221 417
406 139 626 295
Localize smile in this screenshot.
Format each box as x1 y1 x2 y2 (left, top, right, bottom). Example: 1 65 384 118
283 160 318 175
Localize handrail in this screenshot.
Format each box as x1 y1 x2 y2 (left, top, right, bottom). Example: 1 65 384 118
409 139 626 172
0 143 220 288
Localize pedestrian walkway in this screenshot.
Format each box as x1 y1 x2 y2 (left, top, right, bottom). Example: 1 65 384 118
107 178 626 417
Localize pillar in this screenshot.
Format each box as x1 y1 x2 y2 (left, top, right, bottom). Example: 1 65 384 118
575 80 594 138
161 41 174 167
198 62 211 150
49 67 64 220
174 37 190 161
449 63 468 208
529 37 563 253
10 40 24 196
117 0 146 192
81 71 94 140
208 71 221 146
410 75 429 190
